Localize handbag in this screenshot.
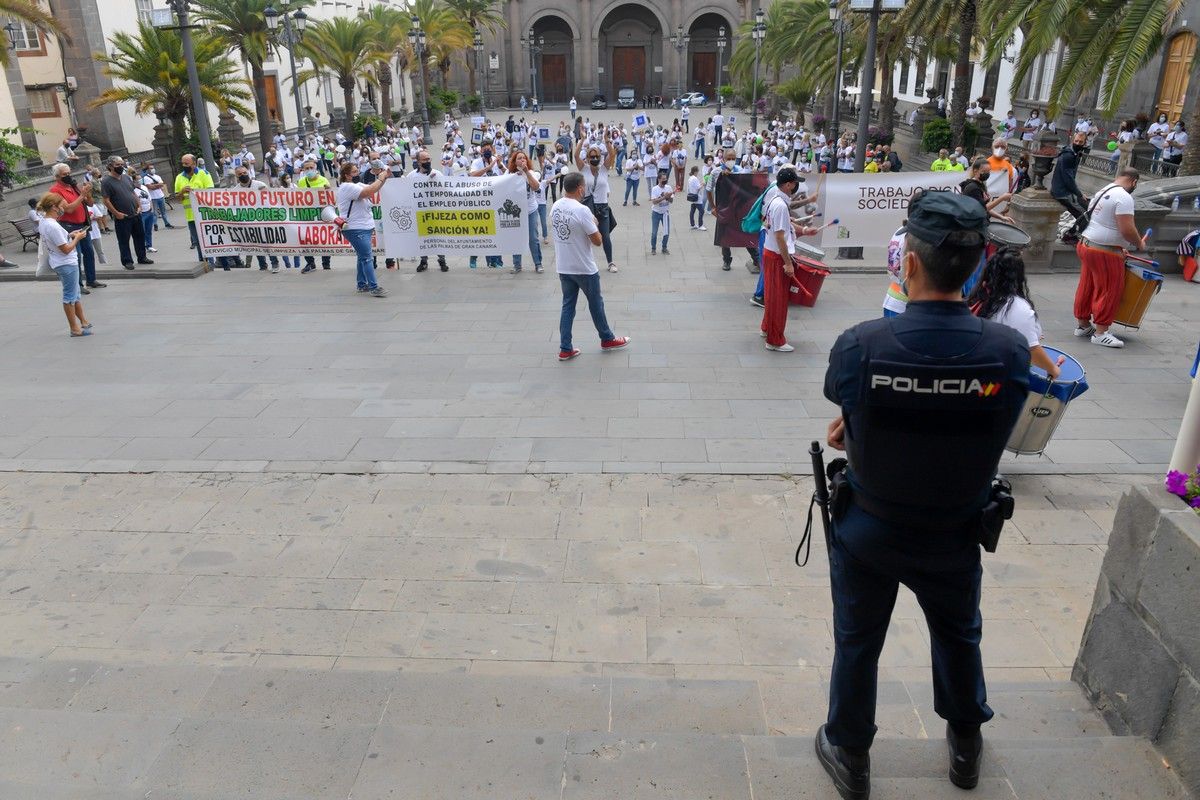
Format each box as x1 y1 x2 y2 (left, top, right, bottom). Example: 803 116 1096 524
35 238 53 278
686 192 698 203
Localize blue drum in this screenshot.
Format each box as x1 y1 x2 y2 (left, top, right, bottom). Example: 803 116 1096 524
1005 347 1089 456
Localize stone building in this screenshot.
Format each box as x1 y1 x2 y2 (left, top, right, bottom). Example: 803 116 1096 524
475 0 761 105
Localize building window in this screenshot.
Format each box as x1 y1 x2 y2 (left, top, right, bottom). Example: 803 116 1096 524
914 55 926 97
898 59 910 95
11 22 41 52
27 88 59 118
136 0 154 23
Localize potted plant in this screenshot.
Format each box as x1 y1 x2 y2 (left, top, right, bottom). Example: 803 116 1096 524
1166 467 1200 512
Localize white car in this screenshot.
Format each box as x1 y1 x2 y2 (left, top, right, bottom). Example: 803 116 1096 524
679 92 708 107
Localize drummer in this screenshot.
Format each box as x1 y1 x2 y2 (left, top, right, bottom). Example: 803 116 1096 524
1073 167 1145 349
967 248 1061 378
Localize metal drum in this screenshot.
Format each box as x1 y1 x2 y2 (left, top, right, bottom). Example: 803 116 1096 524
986 221 1032 250
1006 347 1089 456
1113 255 1163 330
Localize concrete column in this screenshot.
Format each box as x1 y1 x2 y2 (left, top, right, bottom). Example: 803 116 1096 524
2 59 41 165
580 0 593 96
507 0 524 101
53 0 127 155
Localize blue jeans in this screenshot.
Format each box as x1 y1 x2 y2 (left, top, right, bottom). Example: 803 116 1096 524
559 272 614 352
152 198 174 227
469 255 503 268
54 262 81 304
650 210 669 251
694 140 705 159
141 211 156 249
513 213 542 270
343 228 378 290
624 178 639 204
754 229 768 297
61 223 95 285
615 150 626 173
537 204 548 239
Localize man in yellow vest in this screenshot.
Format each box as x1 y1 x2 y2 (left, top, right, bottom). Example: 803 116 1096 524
296 159 332 272
174 153 236 269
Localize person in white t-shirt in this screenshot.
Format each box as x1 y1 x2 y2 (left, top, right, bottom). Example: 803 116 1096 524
551 172 629 361
760 168 820 352
712 112 724 145
1147 113 1170 159
1073 167 1145 348
468 140 506 270
686 165 706 231
507 150 543 273
139 163 175 229
576 142 619 272
334 160 390 297
967 248 1062 378
37 193 93 335
649 171 674 254
1164 122 1188 173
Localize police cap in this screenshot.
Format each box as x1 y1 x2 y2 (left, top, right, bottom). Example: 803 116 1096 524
905 190 987 246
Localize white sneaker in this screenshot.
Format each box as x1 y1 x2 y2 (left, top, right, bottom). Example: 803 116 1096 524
1073 324 1095 337
1091 331 1124 348
697 225 707 231
147 247 158 253
765 342 795 352
689 224 697 230
759 330 767 338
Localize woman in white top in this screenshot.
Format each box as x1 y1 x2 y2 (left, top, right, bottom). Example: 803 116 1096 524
623 152 643 206
507 150 543 273
649 171 674 255
1165 122 1187 172
36 193 93 336
686 165 706 231
334 160 390 296
1147 114 1170 158
967 248 1061 377
575 142 619 272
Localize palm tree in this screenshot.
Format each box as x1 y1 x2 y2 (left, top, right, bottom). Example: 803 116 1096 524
295 17 383 127
441 0 504 97
361 4 410 120
0 0 65 67
408 0 472 93
900 1 975 147
92 21 253 155
192 0 309 157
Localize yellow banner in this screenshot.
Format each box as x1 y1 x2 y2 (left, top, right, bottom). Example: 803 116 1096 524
416 210 496 237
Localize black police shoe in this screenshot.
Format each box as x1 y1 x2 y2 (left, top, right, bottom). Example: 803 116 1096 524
947 723 982 790
815 725 870 800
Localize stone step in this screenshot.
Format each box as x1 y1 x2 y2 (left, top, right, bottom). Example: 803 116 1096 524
0 658 1190 799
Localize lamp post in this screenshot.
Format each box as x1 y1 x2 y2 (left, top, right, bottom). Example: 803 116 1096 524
166 0 216 172
472 28 483 110
716 26 726 114
669 25 690 102
520 30 544 107
408 15 431 142
264 2 308 139
828 0 847 144
750 8 765 133
487 50 496 109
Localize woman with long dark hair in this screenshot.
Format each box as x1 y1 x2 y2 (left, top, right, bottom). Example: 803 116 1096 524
967 248 1061 378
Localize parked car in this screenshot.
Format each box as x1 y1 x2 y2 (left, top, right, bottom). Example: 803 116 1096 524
591 93 608 109
617 87 637 109
678 92 708 107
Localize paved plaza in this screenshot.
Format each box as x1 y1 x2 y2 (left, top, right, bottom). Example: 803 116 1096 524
0 208 1193 797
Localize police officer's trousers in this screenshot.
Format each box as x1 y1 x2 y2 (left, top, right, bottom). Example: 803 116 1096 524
826 503 993 750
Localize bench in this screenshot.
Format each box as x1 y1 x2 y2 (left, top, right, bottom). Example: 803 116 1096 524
8 218 40 251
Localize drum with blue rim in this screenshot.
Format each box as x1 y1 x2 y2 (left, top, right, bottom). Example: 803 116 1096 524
1005 347 1089 456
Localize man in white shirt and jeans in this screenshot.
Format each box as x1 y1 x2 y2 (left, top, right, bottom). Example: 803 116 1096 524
1073 167 1145 349
551 172 630 361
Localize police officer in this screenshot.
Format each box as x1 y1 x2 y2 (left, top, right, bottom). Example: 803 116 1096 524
816 191 1030 800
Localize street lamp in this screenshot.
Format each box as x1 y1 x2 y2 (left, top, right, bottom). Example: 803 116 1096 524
750 8 765 132
669 25 690 102
408 15 431 142
165 0 216 173
828 0 848 144
264 3 308 140
716 26 726 114
520 30 544 108
472 27 483 110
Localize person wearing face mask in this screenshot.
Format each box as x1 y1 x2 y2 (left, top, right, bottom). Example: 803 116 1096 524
296 159 333 273
468 140 506 270
1074 167 1145 349
575 143 619 273
506 150 543 273
100 157 153 269
649 171 673 255
47 162 102 291
234 167 282 273
335 160 389 297
1051 132 1090 235
759 168 820 351
1147 113 1170 161
817 192 1030 800
984 139 1016 214
407 150 449 273
1021 110 1041 141
1164 121 1187 175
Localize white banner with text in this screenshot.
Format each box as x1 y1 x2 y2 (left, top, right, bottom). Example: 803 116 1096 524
817 171 965 248
380 172 528 257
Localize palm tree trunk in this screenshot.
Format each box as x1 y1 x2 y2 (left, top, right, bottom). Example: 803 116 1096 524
950 0 976 150
1182 101 1200 176
467 51 478 96
378 68 393 120
248 58 273 157
879 58 896 138
342 78 355 126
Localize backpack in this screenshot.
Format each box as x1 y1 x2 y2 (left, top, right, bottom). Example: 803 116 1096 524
740 186 773 234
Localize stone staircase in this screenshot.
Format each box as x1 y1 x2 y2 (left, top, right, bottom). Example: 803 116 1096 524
0 657 1189 799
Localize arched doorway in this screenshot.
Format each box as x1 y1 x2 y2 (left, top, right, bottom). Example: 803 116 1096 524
1157 31 1197 121
533 15 575 104
597 3 665 98
688 12 735 96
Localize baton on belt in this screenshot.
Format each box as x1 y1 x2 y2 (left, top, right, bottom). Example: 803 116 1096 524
797 440 832 567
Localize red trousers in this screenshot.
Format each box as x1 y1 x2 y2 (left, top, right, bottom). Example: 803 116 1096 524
760 248 790 347
1073 242 1126 327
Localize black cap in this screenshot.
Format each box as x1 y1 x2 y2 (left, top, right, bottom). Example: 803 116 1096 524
775 167 799 186
904 190 988 246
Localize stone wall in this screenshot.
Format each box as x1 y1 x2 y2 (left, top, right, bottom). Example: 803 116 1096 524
1074 485 1200 795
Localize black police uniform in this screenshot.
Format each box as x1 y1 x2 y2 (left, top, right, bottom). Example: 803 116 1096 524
821 299 1029 751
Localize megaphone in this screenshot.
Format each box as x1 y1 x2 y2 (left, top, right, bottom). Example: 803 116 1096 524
320 206 346 229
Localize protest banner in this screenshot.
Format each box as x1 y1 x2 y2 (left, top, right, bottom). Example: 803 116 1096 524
711 171 770 249
380 172 528 257
191 188 384 258
633 113 649 129
816 171 963 248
